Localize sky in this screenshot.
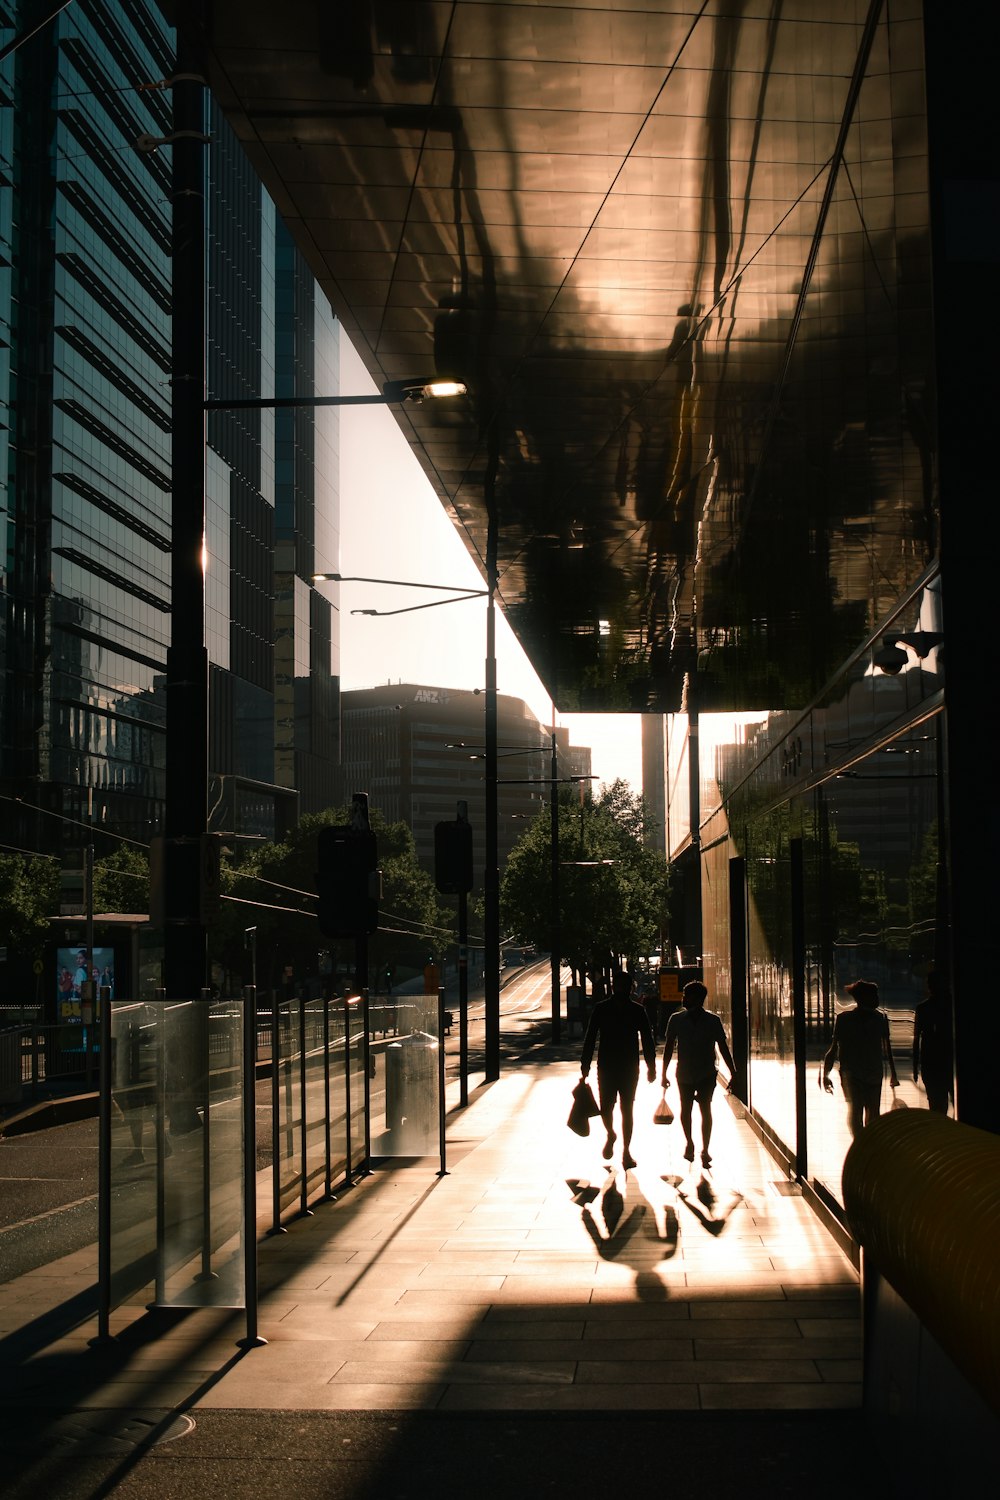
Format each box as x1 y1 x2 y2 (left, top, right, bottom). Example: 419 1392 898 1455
337 337 644 793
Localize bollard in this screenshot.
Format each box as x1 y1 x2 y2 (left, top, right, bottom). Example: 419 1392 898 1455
843 1110 1000 1414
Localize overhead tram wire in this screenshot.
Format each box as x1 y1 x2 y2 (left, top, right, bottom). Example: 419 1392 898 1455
1 798 464 940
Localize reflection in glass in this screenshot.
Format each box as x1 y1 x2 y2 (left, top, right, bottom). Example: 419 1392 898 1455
806 719 949 1205
108 999 245 1309
370 994 440 1158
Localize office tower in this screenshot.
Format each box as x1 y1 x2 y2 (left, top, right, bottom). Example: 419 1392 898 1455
0 1 341 867
340 683 590 877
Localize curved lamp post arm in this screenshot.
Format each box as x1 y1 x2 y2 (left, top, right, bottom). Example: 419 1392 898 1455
352 592 486 617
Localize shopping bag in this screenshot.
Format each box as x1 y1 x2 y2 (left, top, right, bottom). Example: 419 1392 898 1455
568 1078 600 1137
653 1090 674 1125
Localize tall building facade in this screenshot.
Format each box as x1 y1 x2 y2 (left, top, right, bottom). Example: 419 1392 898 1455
0 1 340 866
339 684 590 878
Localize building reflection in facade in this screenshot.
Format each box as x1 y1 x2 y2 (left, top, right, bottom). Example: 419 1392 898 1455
697 573 945 1220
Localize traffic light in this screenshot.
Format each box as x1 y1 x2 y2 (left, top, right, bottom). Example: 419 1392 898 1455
316 825 379 937
434 818 473 895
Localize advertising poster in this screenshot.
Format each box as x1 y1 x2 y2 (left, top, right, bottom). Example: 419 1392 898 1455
56 946 115 1021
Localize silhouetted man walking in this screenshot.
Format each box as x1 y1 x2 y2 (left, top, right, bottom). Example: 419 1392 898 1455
660 980 737 1168
581 971 656 1170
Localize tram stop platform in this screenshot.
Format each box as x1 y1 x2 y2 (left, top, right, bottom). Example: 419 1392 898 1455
0 1039 891 1498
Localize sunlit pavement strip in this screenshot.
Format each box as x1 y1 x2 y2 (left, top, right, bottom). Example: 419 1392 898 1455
0 1057 861 1413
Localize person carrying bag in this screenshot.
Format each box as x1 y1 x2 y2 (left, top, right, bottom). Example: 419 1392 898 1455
568 1077 601 1136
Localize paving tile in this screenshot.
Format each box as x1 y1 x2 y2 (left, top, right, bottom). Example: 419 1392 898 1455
693 1339 859 1361
412 1270 507 1290
797 1318 864 1339
464 1339 614 1363
364 1302 488 1326
562 1300 692 1322
437 1383 702 1411
582 1320 779 1342
688 1297 858 1319
589 1284 686 1304
330 1359 576 1386
393 1287 506 1308
575 1358 821 1384
699 1382 862 1409
433 1319 586 1342
816 1359 864 1382
198 1382 444 1410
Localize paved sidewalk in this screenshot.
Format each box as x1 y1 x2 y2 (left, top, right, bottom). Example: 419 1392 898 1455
0 1047 878 1496
1 1051 861 1407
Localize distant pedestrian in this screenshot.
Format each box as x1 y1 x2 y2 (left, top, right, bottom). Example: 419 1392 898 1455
581 971 656 1170
660 980 737 1168
913 970 953 1115
821 979 899 1137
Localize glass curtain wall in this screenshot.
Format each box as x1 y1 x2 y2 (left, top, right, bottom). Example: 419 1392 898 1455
699 575 947 1221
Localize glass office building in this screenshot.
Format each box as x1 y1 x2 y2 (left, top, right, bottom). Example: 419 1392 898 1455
0 1 341 866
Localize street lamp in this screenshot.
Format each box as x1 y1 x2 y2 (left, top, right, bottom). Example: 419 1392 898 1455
499 770 598 1041
465 737 596 1043
329 571 502 1079
311 573 487 615
204 379 466 411
165 59 466 1004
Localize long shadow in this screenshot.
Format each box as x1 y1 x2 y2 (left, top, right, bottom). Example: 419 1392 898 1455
673 1168 743 1236
0 1309 248 1500
568 1168 680 1302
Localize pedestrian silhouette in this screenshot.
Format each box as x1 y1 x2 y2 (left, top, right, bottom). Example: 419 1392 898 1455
821 978 899 1136
660 980 737 1168
912 969 953 1114
580 970 656 1169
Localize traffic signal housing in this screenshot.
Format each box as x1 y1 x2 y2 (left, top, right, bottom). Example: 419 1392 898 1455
316 825 380 937
434 818 473 895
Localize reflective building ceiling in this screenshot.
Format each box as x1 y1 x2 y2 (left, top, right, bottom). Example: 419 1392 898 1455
183 0 936 713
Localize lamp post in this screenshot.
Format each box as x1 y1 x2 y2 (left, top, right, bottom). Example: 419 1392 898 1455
166 96 465 1001
203 379 466 411
489 757 599 1042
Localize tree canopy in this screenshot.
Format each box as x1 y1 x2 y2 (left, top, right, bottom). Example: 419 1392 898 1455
218 806 454 992
0 852 59 961
500 779 670 986
94 843 149 915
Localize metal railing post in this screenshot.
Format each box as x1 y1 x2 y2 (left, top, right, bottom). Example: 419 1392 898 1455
299 993 312 1217
92 985 114 1345
323 995 334 1200
437 986 447 1177
362 987 371 1171
268 993 285 1235
239 985 265 1348
198 988 215 1281
343 994 353 1186
154 987 167 1304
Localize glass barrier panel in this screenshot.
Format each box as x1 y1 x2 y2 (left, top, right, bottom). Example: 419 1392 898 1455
108 1000 159 1306
347 996 367 1166
108 999 245 1309
327 999 348 1187
274 998 301 1218
372 993 440 1157
303 995 328 1204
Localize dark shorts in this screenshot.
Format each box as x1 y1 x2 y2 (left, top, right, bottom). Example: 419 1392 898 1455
597 1066 639 1109
678 1074 716 1104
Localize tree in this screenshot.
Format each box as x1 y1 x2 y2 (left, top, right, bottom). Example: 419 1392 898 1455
217 806 454 993
501 780 670 989
0 852 59 961
93 844 150 915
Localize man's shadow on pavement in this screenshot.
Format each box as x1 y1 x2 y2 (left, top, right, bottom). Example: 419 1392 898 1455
567 1172 680 1298
666 1169 743 1236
